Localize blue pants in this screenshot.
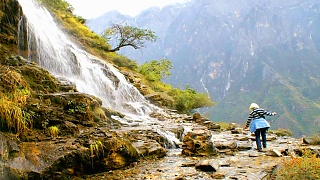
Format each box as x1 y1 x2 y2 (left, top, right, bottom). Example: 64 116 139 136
255 127 268 150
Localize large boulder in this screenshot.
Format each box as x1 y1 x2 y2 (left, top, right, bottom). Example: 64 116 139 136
181 129 218 156
0 129 140 179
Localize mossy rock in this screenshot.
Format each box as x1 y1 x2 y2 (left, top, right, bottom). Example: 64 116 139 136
101 107 125 118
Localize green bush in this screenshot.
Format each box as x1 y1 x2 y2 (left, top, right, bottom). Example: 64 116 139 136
170 86 214 113
112 55 138 70
138 59 172 82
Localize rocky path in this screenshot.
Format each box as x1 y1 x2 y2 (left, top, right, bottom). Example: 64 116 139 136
77 117 319 180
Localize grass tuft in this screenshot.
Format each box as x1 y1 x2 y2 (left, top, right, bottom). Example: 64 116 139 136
47 126 59 138
0 94 30 135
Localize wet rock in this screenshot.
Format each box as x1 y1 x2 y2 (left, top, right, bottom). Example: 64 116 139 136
132 140 167 158
195 159 219 172
102 107 125 118
214 141 238 150
56 77 78 92
191 113 221 131
203 121 221 130
60 121 79 135
0 129 141 179
237 141 252 151
181 130 218 156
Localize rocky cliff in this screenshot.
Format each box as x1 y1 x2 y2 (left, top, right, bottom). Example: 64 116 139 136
87 0 320 136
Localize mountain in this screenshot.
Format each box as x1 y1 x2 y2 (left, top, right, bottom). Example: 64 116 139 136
86 0 320 137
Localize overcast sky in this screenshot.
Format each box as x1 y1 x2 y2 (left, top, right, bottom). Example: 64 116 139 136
65 0 190 19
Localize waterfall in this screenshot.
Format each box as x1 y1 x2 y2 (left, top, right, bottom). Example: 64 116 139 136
17 0 181 148
17 0 154 117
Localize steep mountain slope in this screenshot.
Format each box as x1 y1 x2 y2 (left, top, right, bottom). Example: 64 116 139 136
87 0 320 136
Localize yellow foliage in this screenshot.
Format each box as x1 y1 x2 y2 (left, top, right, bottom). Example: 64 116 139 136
276 149 320 179
0 95 30 134
0 69 28 92
89 140 104 158
8 88 31 105
47 126 59 137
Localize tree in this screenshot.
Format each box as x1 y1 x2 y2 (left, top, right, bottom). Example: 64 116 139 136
138 59 172 82
171 86 215 113
103 23 157 52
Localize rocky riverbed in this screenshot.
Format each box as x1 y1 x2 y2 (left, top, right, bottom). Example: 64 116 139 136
74 111 320 180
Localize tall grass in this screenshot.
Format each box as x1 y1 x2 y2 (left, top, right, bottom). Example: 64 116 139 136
0 69 32 135
0 95 30 134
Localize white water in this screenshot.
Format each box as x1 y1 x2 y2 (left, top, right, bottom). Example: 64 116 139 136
17 0 154 116
17 0 181 147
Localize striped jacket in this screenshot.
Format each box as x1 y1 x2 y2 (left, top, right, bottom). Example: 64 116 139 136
244 108 275 129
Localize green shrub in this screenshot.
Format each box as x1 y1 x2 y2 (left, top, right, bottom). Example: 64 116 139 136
170 86 214 113
138 59 172 82
112 55 138 70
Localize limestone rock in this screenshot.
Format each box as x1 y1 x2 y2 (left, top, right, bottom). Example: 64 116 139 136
132 140 167 158
303 137 320 145
181 130 218 156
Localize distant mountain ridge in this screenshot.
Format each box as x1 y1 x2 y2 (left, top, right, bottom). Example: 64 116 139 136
87 0 320 136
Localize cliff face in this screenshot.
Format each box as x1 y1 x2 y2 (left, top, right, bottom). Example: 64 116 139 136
87 0 320 136
0 0 21 53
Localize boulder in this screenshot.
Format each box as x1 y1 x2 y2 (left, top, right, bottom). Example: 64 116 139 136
0 129 140 179
303 137 320 145
132 140 167 158
181 130 218 156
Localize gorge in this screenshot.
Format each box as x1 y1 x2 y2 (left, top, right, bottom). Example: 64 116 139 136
0 0 319 179
87 0 320 137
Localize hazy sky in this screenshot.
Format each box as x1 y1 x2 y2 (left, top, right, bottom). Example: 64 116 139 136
65 0 190 19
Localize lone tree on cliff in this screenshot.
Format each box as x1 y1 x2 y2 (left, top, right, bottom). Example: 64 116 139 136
103 23 157 52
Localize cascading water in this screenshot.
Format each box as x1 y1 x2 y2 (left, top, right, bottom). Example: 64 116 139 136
17 0 181 147
17 0 153 116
